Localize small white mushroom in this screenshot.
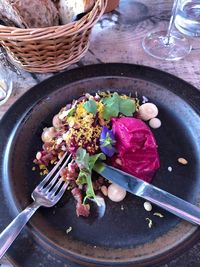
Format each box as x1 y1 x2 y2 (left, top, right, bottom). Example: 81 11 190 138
138 103 158 121
52 114 62 128
41 127 56 143
149 118 161 129
107 183 126 202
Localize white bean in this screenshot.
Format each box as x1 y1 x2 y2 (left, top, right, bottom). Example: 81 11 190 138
144 201 152 212
107 183 126 202
149 118 161 129
138 103 158 121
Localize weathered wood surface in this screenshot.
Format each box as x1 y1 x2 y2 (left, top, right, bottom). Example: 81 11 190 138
0 0 200 266
1 0 200 120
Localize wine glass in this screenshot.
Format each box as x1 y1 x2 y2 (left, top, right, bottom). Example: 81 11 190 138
0 47 16 106
142 0 192 61
0 65 13 106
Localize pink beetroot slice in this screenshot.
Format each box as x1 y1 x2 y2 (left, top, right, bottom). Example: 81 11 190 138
111 117 160 183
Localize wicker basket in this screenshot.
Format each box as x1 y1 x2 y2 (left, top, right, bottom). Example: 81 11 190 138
0 0 107 73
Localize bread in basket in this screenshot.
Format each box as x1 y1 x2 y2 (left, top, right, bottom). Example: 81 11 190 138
0 0 107 73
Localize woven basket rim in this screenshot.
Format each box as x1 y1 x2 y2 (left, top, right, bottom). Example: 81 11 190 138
0 0 107 41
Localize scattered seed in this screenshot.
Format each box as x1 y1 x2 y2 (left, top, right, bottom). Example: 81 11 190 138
121 205 124 211
146 218 153 228
178 158 188 165
115 158 122 166
43 169 49 175
153 212 164 218
168 166 172 172
144 201 152 212
66 226 72 234
101 185 108 196
32 166 36 171
39 164 46 170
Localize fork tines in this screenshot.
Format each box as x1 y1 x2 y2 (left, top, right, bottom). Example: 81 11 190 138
37 152 72 191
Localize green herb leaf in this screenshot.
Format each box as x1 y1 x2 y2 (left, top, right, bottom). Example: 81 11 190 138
76 147 89 169
119 98 135 116
102 92 120 120
83 100 97 115
93 162 105 173
89 153 106 170
66 107 76 117
76 170 88 185
75 148 106 202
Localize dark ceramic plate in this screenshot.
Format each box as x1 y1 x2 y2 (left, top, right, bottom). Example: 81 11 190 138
0 64 200 267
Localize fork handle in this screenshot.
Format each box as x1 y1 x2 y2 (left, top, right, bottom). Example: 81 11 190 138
0 202 40 259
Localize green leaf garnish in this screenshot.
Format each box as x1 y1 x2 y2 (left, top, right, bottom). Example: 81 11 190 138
75 148 106 202
89 153 106 169
102 92 120 120
75 147 89 169
76 170 88 185
102 92 135 120
119 98 135 116
66 107 76 117
93 162 105 173
83 99 97 115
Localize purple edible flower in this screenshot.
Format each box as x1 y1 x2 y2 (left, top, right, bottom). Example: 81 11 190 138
100 126 116 157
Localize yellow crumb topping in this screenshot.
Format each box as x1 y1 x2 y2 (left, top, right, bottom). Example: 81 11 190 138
63 101 102 153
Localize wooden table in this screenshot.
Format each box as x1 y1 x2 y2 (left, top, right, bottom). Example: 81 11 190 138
0 0 200 266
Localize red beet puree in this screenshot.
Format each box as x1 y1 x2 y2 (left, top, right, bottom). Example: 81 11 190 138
111 117 160 183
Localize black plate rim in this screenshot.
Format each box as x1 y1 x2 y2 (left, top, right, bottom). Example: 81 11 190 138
0 63 200 267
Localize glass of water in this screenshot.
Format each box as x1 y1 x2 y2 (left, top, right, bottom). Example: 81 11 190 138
175 0 200 37
0 68 13 106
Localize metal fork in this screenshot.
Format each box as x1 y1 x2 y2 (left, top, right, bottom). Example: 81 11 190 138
0 152 72 259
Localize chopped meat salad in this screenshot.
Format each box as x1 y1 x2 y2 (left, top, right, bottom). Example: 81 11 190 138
34 92 160 217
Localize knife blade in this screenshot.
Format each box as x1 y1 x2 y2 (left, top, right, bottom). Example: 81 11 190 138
94 163 200 226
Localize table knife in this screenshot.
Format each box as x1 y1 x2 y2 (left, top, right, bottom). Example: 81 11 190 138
94 163 200 226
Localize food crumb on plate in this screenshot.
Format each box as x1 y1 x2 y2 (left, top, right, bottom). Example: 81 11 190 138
121 205 124 211
153 212 164 218
178 157 188 165
168 166 172 172
66 226 72 234
145 218 153 228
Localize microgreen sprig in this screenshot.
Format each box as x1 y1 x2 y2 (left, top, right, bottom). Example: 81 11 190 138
75 148 106 203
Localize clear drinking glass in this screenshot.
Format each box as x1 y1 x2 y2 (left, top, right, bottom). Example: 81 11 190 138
142 0 192 61
175 0 200 37
0 68 13 106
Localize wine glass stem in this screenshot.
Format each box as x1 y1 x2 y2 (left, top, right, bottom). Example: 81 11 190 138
166 0 179 44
